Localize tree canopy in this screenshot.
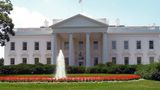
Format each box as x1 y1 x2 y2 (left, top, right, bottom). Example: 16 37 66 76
0 0 14 46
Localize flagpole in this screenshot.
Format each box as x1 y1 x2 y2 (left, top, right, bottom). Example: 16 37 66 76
79 0 83 13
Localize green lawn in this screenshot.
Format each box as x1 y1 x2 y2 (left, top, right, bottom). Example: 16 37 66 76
0 74 159 90
0 80 160 90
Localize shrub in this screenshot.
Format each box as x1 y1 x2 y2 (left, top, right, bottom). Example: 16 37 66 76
136 63 160 80
66 66 86 74
0 63 137 74
0 58 4 66
105 65 136 74
0 64 56 74
152 71 160 80
14 64 34 74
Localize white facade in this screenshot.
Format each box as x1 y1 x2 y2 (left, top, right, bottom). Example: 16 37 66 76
4 14 160 66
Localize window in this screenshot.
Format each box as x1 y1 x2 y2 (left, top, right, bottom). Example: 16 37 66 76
112 57 116 64
137 57 142 65
93 41 98 50
65 57 69 66
47 42 51 50
46 58 51 64
22 58 27 64
149 40 154 49
10 42 15 50
79 41 83 50
22 42 27 50
149 57 154 64
34 58 39 64
137 41 141 49
124 41 129 49
124 57 129 65
34 42 39 50
112 41 116 50
64 42 69 49
10 58 15 65
94 57 98 66
79 62 83 66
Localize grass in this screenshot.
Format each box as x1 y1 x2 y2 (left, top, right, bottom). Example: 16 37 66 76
0 74 158 90
0 80 160 90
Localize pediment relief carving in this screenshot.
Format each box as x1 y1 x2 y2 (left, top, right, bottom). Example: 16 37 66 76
52 14 107 28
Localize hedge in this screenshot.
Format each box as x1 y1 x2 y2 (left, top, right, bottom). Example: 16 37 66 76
0 63 137 74
2 62 160 80
0 63 56 74
136 63 160 80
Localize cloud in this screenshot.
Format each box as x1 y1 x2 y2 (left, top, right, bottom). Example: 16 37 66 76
41 0 50 3
10 6 51 28
0 6 52 58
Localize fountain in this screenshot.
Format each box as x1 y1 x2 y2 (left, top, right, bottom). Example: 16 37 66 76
55 49 66 79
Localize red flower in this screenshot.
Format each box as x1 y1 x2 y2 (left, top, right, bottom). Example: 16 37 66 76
0 75 141 82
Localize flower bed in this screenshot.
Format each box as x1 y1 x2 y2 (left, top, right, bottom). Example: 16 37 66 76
0 75 141 82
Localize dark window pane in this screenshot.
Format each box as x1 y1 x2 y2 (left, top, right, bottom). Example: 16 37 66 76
22 42 27 50
22 58 27 64
64 42 69 49
47 58 51 64
35 42 39 50
79 62 83 66
112 41 116 49
79 41 83 50
94 57 98 66
124 41 128 49
34 58 39 64
149 40 154 49
112 57 116 64
65 57 69 65
93 41 98 50
149 57 154 64
47 42 51 50
137 57 141 65
124 57 129 65
10 42 15 50
137 41 141 49
10 58 15 65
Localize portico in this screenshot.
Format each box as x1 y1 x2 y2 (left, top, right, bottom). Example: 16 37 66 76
49 14 109 66
51 32 109 66
51 14 109 66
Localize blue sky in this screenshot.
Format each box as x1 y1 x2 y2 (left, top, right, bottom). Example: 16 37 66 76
0 0 160 58
11 0 160 26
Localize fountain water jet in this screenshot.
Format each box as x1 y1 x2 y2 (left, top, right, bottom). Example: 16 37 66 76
55 50 66 79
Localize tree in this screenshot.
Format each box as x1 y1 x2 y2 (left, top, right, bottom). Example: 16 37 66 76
0 0 14 46
0 58 4 65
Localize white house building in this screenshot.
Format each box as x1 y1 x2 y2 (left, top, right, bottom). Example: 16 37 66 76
4 14 160 66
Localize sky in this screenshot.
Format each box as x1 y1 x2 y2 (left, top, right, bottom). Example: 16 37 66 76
0 0 160 58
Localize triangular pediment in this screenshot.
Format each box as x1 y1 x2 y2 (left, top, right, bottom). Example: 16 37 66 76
51 14 108 28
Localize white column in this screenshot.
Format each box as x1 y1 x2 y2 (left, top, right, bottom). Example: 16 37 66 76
69 33 74 66
86 33 90 67
51 33 57 64
102 32 108 64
